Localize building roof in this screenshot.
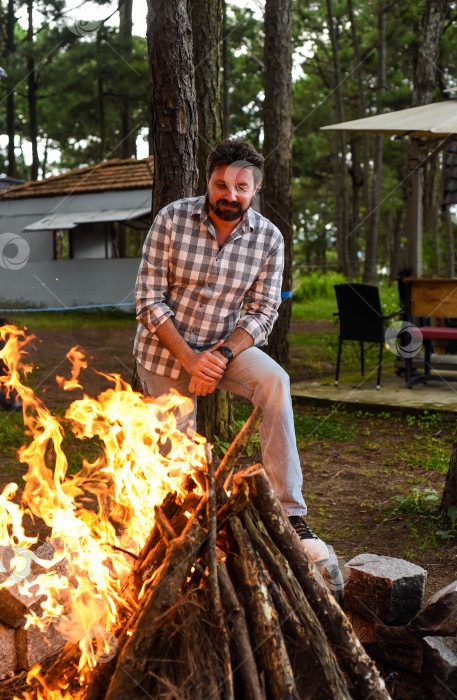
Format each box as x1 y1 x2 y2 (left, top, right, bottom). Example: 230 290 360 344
321 100 457 138
1 156 154 200
0 175 26 192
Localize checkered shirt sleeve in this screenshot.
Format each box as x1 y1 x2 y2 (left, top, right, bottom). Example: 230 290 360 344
134 196 284 378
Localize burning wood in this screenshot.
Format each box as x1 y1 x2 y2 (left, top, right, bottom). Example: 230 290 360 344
0 325 391 699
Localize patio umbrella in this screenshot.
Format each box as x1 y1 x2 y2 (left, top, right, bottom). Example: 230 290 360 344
321 99 457 275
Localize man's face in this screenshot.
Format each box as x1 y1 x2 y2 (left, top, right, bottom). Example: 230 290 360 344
207 164 258 222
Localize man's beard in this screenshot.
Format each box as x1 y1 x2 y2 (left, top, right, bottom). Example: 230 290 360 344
209 198 251 222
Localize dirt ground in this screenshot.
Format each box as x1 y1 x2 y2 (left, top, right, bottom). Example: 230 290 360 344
1 319 456 600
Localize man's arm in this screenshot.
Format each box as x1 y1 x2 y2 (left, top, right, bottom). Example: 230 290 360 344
153 318 226 381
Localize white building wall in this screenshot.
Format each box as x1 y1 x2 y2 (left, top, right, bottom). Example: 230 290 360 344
0 258 140 310
0 190 152 262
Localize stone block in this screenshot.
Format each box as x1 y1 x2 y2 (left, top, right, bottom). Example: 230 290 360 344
409 580 457 636
30 539 68 579
368 624 423 673
0 621 16 681
15 622 65 670
344 553 427 625
344 608 376 643
422 636 457 699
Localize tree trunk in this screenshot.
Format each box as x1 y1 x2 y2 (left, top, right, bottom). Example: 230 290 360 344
27 0 39 181
114 0 135 159
363 1 386 284
6 0 16 177
192 0 223 195
408 0 447 273
347 0 370 273
147 0 198 218
413 0 447 107
191 0 232 442
326 0 351 277
443 205 455 278
222 0 230 138
263 0 293 364
423 152 441 276
441 435 457 512
97 32 106 162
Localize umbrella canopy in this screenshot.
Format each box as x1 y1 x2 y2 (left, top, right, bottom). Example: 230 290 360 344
321 100 457 138
321 100 457 276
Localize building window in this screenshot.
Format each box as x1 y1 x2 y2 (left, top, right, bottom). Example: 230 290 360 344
54 230 71 259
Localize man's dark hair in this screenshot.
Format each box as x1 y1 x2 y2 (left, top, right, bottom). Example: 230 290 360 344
206 139 264 185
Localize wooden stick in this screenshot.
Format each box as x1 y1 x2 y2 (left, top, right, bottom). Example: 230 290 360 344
214 405 264 490
205 443 234 700
217 561 265 700
242 506 351 699
101 517 208 700
229 514 299 700
237 466 391 700
43 492 181 692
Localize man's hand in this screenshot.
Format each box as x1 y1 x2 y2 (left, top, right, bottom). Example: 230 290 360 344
188 376 218 396
183 340 228 381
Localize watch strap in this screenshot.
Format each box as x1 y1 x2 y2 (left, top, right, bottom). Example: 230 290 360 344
218 345 234 362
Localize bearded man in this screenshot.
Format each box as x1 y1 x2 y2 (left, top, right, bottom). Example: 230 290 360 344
134 138 328 563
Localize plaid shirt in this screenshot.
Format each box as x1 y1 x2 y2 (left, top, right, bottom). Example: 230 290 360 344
134 195 284 378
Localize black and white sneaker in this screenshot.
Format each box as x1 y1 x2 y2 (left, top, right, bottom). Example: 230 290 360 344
289 516 329 564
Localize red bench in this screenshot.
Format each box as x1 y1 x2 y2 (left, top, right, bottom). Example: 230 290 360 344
404 278 457 387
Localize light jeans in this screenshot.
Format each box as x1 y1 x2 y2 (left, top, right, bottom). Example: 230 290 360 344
137 346 307 516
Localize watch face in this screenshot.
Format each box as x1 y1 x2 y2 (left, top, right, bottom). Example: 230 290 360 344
220 346 233 361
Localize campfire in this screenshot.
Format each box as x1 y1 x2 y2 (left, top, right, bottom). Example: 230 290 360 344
0 324 390 699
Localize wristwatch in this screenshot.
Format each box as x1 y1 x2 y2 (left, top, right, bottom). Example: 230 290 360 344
218 345 234 362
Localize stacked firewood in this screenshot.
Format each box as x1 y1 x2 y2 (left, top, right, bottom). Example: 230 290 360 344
31 408 391 700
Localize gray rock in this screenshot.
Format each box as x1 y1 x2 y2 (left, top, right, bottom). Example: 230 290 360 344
0 622 16 680
409 580 457 636
15 622 65 670
344 553 427 625
422 636 457 699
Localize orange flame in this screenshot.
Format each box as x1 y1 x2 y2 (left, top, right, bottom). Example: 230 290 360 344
0 325 207 697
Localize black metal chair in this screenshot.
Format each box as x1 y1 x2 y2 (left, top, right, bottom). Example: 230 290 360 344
333 283 403 389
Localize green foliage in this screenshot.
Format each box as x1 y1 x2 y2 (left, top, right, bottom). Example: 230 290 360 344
0 412 26 452
392 487 440 513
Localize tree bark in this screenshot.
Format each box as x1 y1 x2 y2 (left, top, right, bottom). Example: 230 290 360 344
242 505 351 698
408 0 447 273
147 0 198 219
191 0 232 442
441 433 457 512
363 1 386 284
103 519 207 700
27 0 39 181
229 515 299 700
326 0 351 277
237 466 391 699
112 0 135 159
6 0 16 177
192 0 223 195
347 0 370 275
443 204 455 278
263 0 293 364
413 0 447 107
217 561 264 700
